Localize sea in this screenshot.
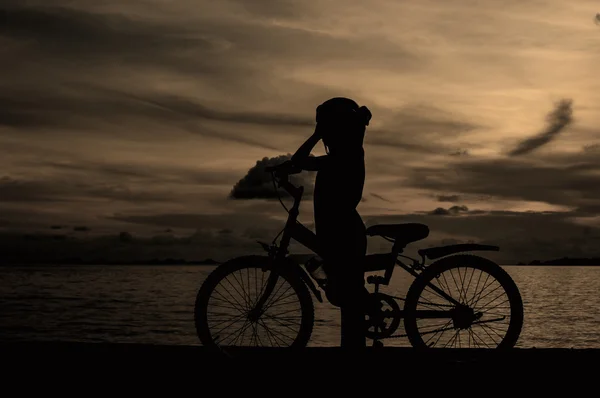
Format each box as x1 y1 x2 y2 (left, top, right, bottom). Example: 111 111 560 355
1 264 599 348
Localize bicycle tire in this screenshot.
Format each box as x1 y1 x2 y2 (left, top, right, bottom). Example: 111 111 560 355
403 254 524 349
194 255 315 355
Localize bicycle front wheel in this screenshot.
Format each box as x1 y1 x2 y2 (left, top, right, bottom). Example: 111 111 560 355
403 254 524 349
194 255 314 354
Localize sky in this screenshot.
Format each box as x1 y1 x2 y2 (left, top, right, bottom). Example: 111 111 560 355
1 0 600 264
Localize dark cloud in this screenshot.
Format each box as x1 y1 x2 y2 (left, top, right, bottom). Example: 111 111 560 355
33 159 240 187
0 2 418 79
209 18 420 71
583 143 600 153
366 135 436 153
0 4 220 70
508 99 574 156
370 193 392 202
38 160 159 181
0 176 178 204
119 231 134 243
0 88 313 137
0 4 320 140
364 210 600 264
0 177 68 203
0 228 264 264
107 90 315 128
449 149 470 157
388 105 478 134
229 154 316 199
366 105 479 154
0 2 417 154
429 205 470 216
437 195 461 202
109 212 283 232
406 152 600 214
3 207 599 265
232 0 302 18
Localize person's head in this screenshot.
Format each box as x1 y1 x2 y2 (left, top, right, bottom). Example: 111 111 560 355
315 97 371 154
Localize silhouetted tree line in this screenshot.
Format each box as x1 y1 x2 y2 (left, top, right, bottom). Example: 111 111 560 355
516 257 600 266
0 257 220 266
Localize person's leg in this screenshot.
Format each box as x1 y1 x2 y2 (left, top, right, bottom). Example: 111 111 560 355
316 217 368 349
339 274 367 349
337 230 368 349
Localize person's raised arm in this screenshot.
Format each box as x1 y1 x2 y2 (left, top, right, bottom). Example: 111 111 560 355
291 129 328 171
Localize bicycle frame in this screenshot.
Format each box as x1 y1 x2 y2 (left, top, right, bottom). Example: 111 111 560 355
250 173 315 316
249 171 464 319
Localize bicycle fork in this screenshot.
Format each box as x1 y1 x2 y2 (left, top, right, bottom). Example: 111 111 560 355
248 270 280 322
248 209 297 321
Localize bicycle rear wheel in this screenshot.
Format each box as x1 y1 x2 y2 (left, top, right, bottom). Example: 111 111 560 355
403 254 524 349
194 255 314 355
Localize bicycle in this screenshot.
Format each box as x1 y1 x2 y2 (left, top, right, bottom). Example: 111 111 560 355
194 160 524 356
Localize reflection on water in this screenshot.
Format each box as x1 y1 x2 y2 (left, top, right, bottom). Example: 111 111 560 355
1 265 599 348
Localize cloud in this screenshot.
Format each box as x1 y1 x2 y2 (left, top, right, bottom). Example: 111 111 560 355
0 228 265 264
429 205 470 216
0 176 178 204
449 149 470 157
0 177 67 203
0 4 220 70
0 87 314 136
508 99 574 156
109 211 283 232
405 148 600 215
104 89 315 127
364 209 600 264
230 0 303 18
370 193 392 202
0 4 331 141
366 104 480 154
4 208 600 265
437 195 461 202
583 143 600 153
0 2 419 81
229 154 316 199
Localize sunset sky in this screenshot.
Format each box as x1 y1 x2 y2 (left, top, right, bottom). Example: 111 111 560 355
1 0 600 264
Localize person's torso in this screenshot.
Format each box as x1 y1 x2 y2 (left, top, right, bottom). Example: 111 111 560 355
313 152 365 229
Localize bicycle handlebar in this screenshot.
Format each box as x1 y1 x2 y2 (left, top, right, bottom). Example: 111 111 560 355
264 161 302 176
264 161 303 200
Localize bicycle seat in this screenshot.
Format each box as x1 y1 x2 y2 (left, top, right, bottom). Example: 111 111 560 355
366 223 429 244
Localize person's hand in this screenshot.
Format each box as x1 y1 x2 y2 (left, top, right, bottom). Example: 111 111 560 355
270 160 295 175
280 160 295 170
312 124 323 140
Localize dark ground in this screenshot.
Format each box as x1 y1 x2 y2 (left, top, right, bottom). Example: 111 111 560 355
2 341 598 388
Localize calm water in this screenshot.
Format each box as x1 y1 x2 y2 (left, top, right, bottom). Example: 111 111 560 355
1 265 599 348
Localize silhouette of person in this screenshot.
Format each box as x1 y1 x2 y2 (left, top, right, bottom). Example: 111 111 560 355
291 97 372 349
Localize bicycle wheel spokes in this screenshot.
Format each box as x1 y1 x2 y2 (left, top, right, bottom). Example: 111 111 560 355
205 266 303 348
414 266 512 348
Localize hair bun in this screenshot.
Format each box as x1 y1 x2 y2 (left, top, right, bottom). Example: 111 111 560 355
358 106 372 126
